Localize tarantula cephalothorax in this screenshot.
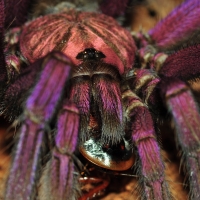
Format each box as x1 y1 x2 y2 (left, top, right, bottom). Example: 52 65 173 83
1 0 200 200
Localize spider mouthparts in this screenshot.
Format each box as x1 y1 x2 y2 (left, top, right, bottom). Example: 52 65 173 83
79 138 134 171
79 110 135 171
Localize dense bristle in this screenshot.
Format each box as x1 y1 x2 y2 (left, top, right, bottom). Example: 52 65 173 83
149 0 200 51
69 76 91 143
161 78 200 199
160 44 200 81
123 90 171 200
92 74 123 145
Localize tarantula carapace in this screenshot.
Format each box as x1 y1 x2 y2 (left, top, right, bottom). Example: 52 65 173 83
1 0 200 199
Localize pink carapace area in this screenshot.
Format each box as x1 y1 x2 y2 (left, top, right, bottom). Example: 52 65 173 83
20 10 136 74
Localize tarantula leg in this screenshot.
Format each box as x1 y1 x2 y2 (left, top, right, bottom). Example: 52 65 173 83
161 78 200 199
149 0 200 51
0 0 7 85
38 102 80 200
160 44 200 81
5 0 31 28
123 90 171 200
5 52 72 200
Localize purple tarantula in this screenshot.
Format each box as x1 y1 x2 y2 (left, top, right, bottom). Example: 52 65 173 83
1 0 200 200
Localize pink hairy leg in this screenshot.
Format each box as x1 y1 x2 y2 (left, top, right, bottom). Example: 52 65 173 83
135 44 200 111
149 0 200 51
38 102 80 200
160 78 200 200
160 44 200 81
123 90 171 200
5 52 72 200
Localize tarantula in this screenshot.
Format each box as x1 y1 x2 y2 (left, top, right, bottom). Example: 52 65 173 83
1 0 200 199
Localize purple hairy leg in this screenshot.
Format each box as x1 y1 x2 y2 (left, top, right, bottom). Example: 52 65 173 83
100 0 128 17
139 45 200 110
149 0 200 51
5 0 31 28
0 0 6 84
38 102 80 200
5 52 72 200
123 90 171 200
160 78 200 199
160 44 200 81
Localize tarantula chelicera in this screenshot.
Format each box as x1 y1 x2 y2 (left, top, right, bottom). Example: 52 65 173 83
1 0 200 199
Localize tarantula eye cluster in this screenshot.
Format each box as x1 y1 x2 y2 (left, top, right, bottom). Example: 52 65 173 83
76 48 106 61
1 0 200 200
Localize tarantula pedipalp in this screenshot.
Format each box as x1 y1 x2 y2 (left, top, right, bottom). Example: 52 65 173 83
1 0 200 199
